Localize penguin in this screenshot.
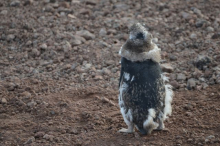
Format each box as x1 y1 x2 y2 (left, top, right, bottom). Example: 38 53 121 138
118 23 173 135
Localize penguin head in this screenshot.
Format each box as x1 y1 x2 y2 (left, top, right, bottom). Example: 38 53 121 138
125 23 153 53
119 23 161 62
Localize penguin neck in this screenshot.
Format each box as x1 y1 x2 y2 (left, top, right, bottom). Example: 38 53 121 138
119 44 161 63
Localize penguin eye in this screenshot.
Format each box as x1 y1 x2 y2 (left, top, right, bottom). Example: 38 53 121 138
136 32 144 39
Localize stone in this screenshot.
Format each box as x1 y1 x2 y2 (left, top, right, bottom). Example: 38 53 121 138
94 75 103 80
181 12 191 19
63 64 72 70
20 91 31 99
68 14 76 19
4 82 15 91
160 63 174 73
1 10 8 15
211 33 220 39
7 34 15 41
40 43 47 50
85 0 97 5
190 33 197 39
79 9 91 15
71 39 81 46
196 19 206 28
27 101 37 107
59 2 70 8
194 55 212 70
43 134 54 141
99 28 107 36
102 68 111 75
202 83 208 89
85 64 92 70
24 0 34 6
193 8 202 16
35 132 45 138
187 78 196 90
23 137 35 144
177 73 186 81
206 26 214 32
69 128 78 134
44 5 54 13
105 60 115 66
10 1 20 7
8 46 17 51
170 80 180 89
114 3 129 10
1 98 7 104
169 54 177 61
76 30 95 40
31 48 40 57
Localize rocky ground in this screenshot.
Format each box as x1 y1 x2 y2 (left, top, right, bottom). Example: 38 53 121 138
0 0 220 145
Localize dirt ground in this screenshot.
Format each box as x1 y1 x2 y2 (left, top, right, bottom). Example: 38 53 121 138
0 0 220 146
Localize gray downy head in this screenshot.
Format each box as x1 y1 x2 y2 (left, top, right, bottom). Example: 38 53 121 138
123 23 153 53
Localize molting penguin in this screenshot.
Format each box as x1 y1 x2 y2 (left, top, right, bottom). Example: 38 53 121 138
118 23 173 135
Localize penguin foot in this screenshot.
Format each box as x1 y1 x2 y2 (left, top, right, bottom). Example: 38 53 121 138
118 128 134 133
154 128 169 132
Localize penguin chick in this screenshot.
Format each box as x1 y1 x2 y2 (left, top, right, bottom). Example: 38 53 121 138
118 23 173 135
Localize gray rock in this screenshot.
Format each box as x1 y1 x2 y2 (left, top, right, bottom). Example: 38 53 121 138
31 48 40 57
114 3 129 10
177 73 186 81
170 80 180 89
190 33 197 39
76 30 95 40
27 101 37 107
35 132 45 138
7 34 15 41
169 54 177 61
181 11 191 19
71 39 81 46
99 28 107 36
1 98 7 104
40 43 47 50
105 60 115 66
102 68 111 75
187 78 196 90
24 137 35 145
84 64 92 70
43 134 54 141
69 128 78 134
202 83 208 89
192 8 202 16
196 19 206 28
211 32 220 39
194 55 212 70
21 91 32 99
5 82 16 91
44 5 54 13
85 0 97 5
1 10 8 15
10 1 21 7
8 46 17 51
206 26 214 32
160 63 174 73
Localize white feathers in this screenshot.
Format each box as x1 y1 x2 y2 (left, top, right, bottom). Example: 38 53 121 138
131 76 135 82
143 108 159 132
119 44 161 63
163 84 173 120
161 74 174 120
119 82 133 126
119 82 128 106
124 72 130 81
